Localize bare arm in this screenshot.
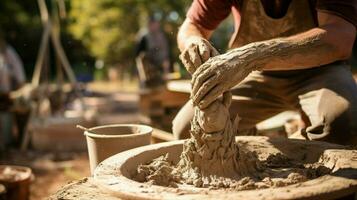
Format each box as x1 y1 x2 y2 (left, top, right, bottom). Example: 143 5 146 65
229 12 356 71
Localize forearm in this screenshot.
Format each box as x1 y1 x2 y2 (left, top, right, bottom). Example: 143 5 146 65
227 13 356 72
177 19 212 52
235 29 334 71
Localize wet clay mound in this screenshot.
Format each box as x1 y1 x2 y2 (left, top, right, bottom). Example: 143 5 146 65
133 92 352 191
94 137 357 200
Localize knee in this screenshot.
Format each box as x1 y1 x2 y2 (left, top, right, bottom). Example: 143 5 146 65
172 116 191 140
172 101 194 140
304 89 356 144
319 88 350 124
302 88 349 123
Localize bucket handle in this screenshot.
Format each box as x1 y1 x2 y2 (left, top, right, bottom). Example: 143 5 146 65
76 125 90 135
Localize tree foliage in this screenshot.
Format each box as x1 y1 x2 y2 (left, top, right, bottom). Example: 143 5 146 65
0 0 94 79
68 0 191 66
0 0 236 77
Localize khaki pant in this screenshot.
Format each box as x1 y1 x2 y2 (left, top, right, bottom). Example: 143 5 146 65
172 63 357 145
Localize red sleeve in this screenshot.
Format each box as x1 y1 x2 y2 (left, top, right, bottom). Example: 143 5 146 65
316 0 357 27
187 0 233 30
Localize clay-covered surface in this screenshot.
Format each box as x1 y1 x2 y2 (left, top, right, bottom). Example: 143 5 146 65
94 136 357 200
49 178 120 200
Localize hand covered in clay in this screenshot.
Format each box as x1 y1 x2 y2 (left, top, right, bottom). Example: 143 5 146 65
179 36 219 74
197 92 232 133
191 51 253 109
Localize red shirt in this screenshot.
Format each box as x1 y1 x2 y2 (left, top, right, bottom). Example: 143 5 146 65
187 0 357 30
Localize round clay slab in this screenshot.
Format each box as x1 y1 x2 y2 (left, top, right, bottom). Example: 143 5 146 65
94 136 357 200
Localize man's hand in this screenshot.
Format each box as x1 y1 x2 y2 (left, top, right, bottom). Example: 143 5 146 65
191 51 253 109
179 36 219 74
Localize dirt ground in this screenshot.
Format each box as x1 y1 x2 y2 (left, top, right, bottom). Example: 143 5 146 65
0 150 90 200
0 82 141 200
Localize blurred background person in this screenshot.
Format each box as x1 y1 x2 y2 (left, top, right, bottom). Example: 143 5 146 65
0 31 26 152
135 16 171 89
0 32 26 91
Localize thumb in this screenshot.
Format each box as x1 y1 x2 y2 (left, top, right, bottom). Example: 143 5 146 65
222 91 232 108
201 38 219 57
210 47 219 57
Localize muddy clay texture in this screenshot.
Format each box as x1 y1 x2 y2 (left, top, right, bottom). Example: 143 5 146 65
50 178 119 200
135 92 331 190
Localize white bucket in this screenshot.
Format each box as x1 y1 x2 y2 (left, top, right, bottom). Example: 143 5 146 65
84 124 152 174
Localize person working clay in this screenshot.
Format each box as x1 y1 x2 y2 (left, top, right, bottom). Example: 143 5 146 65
172 0 357 145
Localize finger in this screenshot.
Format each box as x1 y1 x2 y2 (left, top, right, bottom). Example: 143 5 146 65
222 91 232 108
192 74 219 106
210 47 219 57
202 39 219 57
198 42 210 63
188 45 202 69
191 62 211 88
198 84 225 109
191 68 216 98
179 50 195 74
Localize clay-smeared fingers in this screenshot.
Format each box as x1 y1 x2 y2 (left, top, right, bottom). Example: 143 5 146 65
180 37 219 75
191 67 216 99
209 45 219 57
197 42 210 63
179 50 195 74
198 84 224 109
192 74 219 106
188 45 202 68
201 39 219 57
191 62 211 89
222 91 232 108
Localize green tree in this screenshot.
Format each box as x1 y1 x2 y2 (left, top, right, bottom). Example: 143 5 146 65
0 0 94 80
68 0 190 68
